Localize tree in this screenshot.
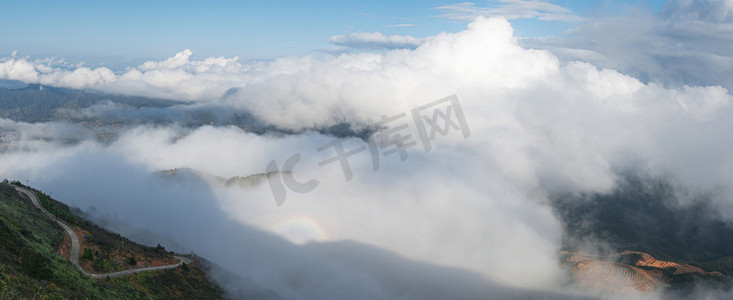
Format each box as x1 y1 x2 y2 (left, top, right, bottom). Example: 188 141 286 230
125 256 137 266
82 248 94 260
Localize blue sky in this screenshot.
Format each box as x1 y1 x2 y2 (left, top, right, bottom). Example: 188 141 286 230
1 0 669 66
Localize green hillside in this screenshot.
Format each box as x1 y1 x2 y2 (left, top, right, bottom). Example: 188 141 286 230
0 182 224 299
0 84 181 123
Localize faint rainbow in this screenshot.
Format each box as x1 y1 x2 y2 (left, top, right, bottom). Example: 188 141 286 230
269 214 334 244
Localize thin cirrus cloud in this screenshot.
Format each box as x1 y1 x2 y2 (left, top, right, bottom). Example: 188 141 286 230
386 23 417 28
521 0 733 90
434 0 585 22
328 32 423 49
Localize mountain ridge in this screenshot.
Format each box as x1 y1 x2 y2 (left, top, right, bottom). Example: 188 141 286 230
0 181 224 299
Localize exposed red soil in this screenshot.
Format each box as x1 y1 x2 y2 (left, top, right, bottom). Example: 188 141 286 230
57 233 71 260
564 250 725 294
75 226 178 273
620 250 724 276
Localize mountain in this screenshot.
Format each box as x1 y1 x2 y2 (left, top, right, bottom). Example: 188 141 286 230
0 84 371 139
0 181 224 299
562 250 727 294
552 172 733 294
0 84 183 123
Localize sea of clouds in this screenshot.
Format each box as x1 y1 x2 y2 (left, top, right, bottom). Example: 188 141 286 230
1 2 733 298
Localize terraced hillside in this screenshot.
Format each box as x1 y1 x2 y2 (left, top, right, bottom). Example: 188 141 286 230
572 260 662 292
564 251 725 294
621 250 725 276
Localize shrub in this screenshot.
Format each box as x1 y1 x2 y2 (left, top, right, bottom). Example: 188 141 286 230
93 258 112 272
81 248 94 260
21 252 53 280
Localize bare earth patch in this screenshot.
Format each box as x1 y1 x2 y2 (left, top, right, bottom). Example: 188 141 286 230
563 251 724 294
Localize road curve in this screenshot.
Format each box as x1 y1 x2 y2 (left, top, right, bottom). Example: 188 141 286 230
14 186 190 278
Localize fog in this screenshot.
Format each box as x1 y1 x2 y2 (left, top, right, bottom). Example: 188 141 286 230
1 14 733 299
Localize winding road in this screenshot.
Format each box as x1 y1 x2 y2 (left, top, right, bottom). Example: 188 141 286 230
14 186 191 278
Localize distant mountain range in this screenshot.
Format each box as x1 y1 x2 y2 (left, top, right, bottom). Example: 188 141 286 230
0 83 182 123
0 83 372 139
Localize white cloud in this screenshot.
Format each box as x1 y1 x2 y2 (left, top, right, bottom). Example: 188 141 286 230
0 56 114 89
0 57 40 82
329 32 423 49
